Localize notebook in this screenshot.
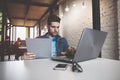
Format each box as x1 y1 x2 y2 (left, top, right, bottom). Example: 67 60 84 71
52 28 107 63
26 38 52 59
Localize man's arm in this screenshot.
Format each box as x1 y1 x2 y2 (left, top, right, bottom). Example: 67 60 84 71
58 38 69 56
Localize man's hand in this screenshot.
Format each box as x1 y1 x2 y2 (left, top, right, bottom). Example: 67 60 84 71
23 52 36 60
60 47 76 58
65 47 76 58
61 52 67 55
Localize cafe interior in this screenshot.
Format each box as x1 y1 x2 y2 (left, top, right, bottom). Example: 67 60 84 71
0 0 120 61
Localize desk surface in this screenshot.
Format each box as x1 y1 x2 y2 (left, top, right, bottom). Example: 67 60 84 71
0 58 120 80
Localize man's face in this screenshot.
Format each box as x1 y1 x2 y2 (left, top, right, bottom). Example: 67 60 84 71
49 22 60 37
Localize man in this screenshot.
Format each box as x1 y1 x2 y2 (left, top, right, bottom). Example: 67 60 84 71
24 15 75 60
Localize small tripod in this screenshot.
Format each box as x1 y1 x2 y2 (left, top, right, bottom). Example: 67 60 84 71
72 62 83 72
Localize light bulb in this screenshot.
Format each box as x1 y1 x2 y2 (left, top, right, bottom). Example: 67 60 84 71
60 14 63 17
65 6 69 12
73 4 76 7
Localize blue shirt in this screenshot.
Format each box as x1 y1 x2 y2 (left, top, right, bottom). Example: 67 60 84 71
51 37 56 57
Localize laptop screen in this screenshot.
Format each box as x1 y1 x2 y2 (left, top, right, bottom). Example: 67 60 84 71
73 28 107 62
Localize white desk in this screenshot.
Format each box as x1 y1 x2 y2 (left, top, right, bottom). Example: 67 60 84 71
0 58 120 80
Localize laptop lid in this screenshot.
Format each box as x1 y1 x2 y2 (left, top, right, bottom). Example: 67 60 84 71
73 28 107 62
26 38 52 59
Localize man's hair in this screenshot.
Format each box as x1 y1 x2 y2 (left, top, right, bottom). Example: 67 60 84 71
47 15 61 25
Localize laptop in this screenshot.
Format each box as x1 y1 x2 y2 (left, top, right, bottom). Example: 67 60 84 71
52 28 107 63
26 38 52 59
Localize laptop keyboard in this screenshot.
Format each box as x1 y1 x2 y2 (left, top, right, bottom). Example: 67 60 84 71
51 56 73 63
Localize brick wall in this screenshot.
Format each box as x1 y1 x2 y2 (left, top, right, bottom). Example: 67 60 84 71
117 0 120 59
100 0 119 59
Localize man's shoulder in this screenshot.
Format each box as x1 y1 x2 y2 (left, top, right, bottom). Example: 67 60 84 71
36 36 45 38
56 35 67 42
36 33 49 38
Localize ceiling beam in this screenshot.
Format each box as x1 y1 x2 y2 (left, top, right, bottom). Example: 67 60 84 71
9 17 39 21
34 0 59 27
50 0 59 12
11 24 34 27
24 0 31 27
33 9 49 27
6 0 51 7
31 2 51 7
39 0 59 21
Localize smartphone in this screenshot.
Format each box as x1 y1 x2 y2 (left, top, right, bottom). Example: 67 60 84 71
53 64 68 70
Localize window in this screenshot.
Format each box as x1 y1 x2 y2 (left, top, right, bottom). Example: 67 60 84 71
16 27 26 40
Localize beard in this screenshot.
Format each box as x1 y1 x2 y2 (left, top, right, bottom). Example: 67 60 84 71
49 31 58 37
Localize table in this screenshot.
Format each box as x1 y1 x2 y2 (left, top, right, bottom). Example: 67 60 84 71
0 58 120 80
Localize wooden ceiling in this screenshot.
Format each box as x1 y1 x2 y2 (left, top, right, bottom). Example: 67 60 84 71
3 0 64 27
